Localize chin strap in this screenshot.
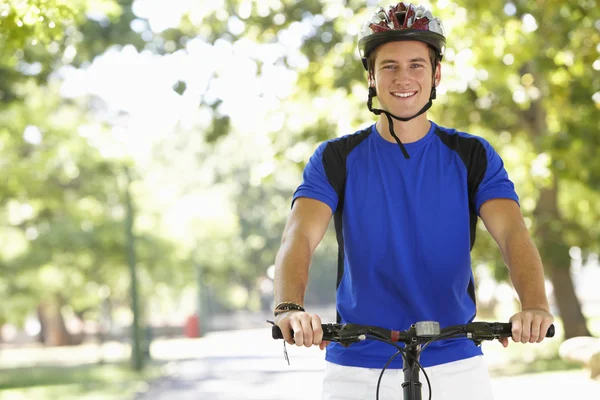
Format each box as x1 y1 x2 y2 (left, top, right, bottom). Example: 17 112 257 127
367 77 437 160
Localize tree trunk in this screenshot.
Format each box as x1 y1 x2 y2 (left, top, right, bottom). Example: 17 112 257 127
547 261 591 338
37 305 47 344
524 65 590 339
39 296 75 346
534 184 591 339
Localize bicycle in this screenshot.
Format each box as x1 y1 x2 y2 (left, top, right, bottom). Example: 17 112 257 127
270 320 556 400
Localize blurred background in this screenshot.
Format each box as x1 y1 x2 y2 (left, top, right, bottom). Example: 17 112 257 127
0 0 599 399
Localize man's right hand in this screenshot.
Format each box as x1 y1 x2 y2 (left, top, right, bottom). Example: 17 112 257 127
274 310 329 350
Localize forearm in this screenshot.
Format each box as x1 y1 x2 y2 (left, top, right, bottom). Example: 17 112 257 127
501 228 550 311
274 232 312 306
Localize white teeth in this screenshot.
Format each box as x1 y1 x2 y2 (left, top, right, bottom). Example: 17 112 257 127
392 92 416 98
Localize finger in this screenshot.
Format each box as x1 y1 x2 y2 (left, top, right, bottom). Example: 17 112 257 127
511 316 522 343
275 312 299 344
282 323 295 344
311 314 323 345
529 314 543 343
520 313 533 344
298 316 313 348
537 316 554 343
290 317 305 347
319 340 330 350
499 338 508 348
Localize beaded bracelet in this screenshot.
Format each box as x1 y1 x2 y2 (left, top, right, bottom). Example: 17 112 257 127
273 301 305 317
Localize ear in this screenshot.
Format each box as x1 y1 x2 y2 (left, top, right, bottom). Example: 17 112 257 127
368 72 377 96
368 71 375 88
434 62 442 87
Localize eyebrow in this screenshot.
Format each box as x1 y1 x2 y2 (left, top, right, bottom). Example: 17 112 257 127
379 57 428 65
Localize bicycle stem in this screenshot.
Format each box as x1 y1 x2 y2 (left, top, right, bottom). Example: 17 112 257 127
400 325 424 400
403 344 422 400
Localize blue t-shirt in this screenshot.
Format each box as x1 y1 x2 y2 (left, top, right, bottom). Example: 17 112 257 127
293 121 519 369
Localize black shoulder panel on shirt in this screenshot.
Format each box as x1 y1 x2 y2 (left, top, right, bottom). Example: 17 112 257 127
321 127 371 321
433 127 488 250
321 127 372 211
434 127 488 313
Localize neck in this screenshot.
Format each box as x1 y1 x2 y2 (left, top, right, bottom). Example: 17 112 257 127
376 114 431 144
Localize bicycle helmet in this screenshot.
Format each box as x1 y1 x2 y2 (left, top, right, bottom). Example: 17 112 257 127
358 3 446 70
357 3 446 159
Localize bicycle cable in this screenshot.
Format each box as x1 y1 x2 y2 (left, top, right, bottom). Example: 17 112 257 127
407 331 465 400
373 329 470 400
418 332 464 357
367 333 432 400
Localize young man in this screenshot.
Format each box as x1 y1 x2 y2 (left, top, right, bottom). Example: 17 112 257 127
273 3 554 399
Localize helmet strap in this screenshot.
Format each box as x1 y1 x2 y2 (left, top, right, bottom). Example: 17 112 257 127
366 71 438 159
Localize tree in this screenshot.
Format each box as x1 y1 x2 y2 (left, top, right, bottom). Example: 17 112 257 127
187 0 599 337
0 0 191 343
441 0 599 338
0 79 188 344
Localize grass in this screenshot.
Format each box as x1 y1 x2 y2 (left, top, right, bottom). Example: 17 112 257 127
0 361 164 400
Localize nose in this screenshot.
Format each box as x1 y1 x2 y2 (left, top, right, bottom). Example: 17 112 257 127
392 66 411 85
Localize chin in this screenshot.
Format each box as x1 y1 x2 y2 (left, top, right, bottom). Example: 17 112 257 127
380 101 423 118
384 108 417 119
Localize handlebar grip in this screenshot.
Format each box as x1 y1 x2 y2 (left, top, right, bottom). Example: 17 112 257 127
498 323 555 337
272 324 332 340
272 325 284 339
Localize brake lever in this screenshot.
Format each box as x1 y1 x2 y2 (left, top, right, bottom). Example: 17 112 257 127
330 324 367 347
464 322 498 341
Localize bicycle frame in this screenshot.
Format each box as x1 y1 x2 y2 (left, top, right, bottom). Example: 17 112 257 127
403 343 423 400
390 322 431 400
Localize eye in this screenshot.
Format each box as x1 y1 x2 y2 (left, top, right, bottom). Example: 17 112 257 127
410 63 424 68
383 64 397 70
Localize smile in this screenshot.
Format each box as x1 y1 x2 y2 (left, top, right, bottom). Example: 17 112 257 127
391 91 417 98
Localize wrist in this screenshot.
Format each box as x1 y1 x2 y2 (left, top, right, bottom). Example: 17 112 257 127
521 305 550 313
273 301 305 317
274 310 303 323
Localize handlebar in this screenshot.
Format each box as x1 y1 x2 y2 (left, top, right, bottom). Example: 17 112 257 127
271 321 555 346
271 320 555 400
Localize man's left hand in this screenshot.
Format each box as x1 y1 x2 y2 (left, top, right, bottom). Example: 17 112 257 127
499 309 554 348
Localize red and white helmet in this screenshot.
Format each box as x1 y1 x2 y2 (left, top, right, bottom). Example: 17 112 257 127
358 2 446 70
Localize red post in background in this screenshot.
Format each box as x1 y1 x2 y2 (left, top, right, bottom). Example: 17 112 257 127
184 314 200 338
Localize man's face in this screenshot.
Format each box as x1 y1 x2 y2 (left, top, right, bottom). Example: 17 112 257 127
371 41 441 119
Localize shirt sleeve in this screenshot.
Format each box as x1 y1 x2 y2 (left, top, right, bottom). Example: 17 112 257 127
292 141 339 213
474 138 520 215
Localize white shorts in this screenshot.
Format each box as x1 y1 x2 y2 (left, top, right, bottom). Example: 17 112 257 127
322 355 495 400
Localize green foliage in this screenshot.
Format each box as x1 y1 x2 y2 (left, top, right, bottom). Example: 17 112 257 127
159 0 599 312
0 0 75 51
0 0 143 104
0 80 188 325
444 0 600 265
0 0 189 327
1 0 598 326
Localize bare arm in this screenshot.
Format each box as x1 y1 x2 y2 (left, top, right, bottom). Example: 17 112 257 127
273 197 332 346
479 198 554 344
274 197 332 305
